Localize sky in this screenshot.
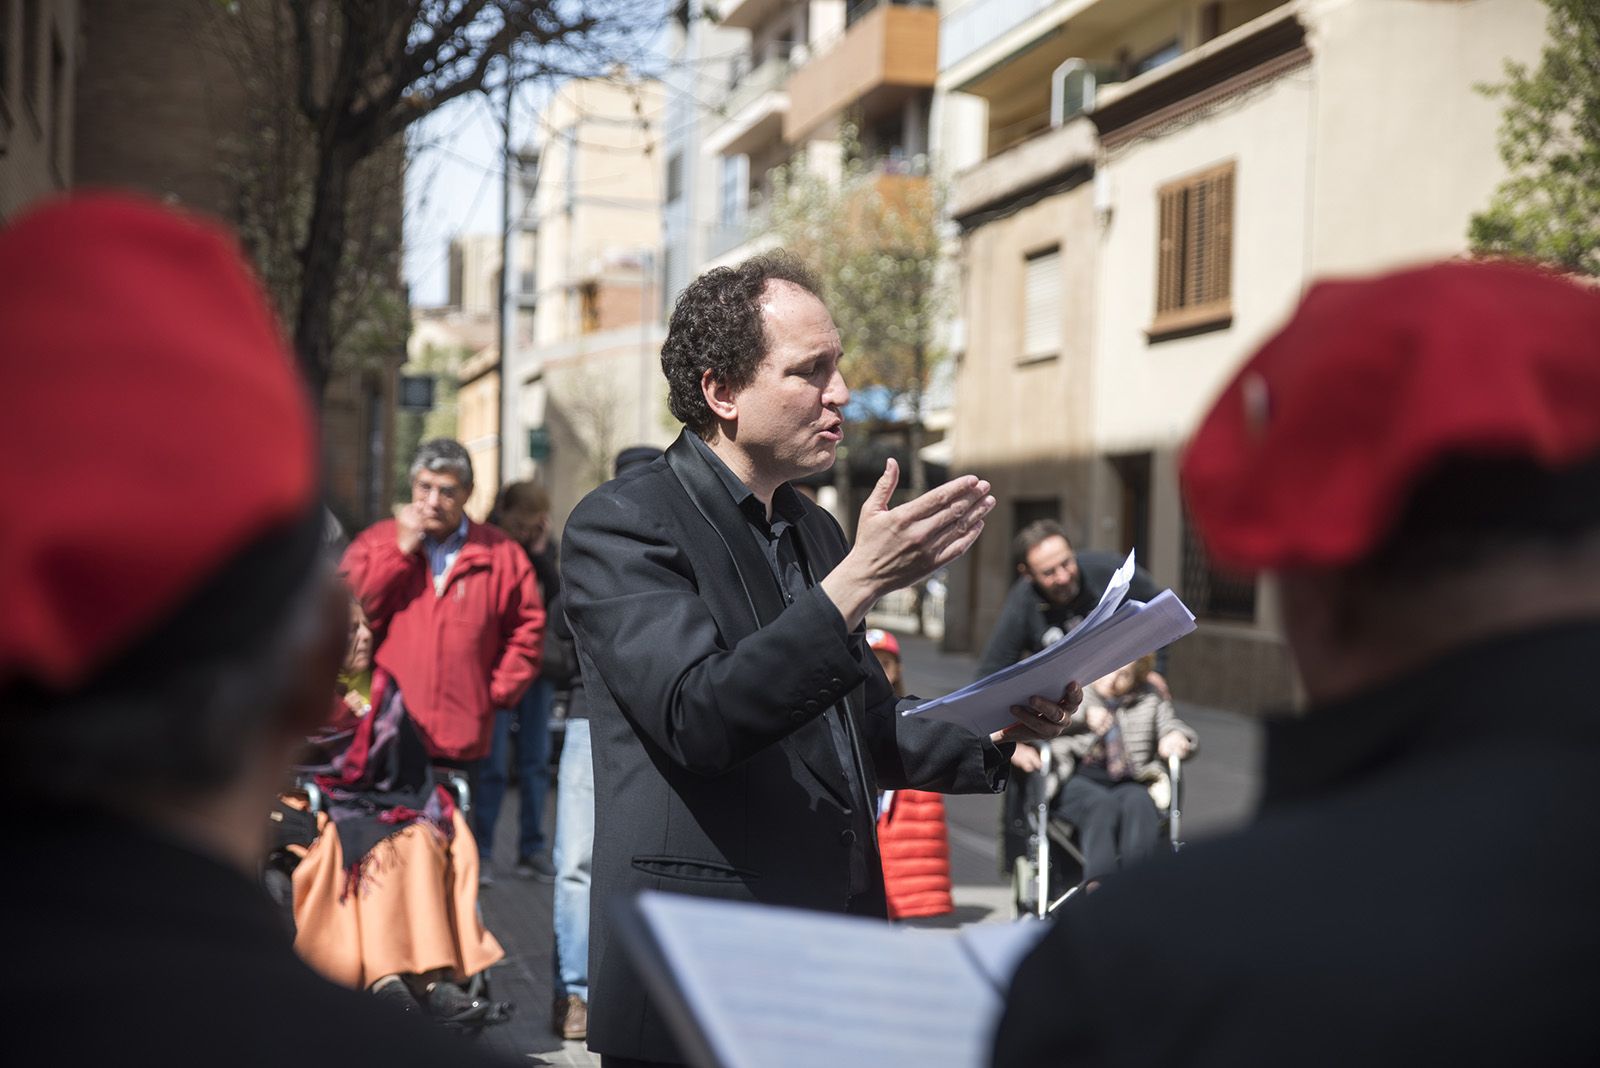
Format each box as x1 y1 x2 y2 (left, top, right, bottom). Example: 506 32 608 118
403 91 522 309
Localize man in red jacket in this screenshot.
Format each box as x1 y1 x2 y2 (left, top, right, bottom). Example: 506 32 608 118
341 439 545 762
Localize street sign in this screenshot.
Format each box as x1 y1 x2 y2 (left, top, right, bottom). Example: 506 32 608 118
527 425 551 462
398 374 435 412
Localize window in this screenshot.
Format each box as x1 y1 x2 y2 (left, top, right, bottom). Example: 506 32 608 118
718 154 747 227
664 151 684 205
1021 245 1062 363
1181 509 1256 622
1133 39 1182 77
1152 161 1235 338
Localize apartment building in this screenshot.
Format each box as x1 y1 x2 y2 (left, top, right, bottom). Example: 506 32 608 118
504 76 671 527
660 1 747 306
940 0 1546 711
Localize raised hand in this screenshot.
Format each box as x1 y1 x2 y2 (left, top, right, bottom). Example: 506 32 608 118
821 459 995 629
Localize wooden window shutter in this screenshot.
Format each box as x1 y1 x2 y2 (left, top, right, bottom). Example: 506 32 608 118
1022 246 1062 360
1151 161 1235 337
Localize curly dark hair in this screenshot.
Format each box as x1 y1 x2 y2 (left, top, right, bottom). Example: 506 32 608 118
661 251 823 438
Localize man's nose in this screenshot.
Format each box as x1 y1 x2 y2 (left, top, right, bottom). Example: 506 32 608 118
825 367 849 408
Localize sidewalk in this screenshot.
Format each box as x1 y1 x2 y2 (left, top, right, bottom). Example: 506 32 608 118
468 628 1264 1062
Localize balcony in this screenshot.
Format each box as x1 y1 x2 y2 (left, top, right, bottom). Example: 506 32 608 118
714 0 792 31
948 114 1096 225
705 55 793 157
939 0 1174 94
784 1 938 144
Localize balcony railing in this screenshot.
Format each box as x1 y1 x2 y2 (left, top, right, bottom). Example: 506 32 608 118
847 0 934 30
718 54 793 126
940 0 1059 74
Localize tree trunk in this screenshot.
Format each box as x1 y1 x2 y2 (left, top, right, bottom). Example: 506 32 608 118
294 140 355 402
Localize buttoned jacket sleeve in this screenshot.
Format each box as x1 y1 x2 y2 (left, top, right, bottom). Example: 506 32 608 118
561 489 868 777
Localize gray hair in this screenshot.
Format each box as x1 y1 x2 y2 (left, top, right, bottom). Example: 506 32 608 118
410 438 474 491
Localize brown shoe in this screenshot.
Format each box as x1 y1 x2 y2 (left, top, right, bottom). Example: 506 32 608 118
553 993 588 1040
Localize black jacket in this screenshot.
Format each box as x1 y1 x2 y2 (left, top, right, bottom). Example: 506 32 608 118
562 431 1007 1062
994 620 1600 1067
7 811 513 1067
976 552 1163 681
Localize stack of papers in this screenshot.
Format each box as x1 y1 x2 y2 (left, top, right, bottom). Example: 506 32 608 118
620 891 1049 1068
904 551 1196 736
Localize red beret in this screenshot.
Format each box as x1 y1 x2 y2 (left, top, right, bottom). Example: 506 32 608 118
865 628 901 658
1182 259 1600 572
0 194 317 689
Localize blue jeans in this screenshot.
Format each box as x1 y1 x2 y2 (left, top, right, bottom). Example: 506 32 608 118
475 679 552 863
552 717 593 1002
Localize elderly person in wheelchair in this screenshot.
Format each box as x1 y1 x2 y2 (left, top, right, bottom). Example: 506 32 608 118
1012 653 1197 892
269 601 509 1028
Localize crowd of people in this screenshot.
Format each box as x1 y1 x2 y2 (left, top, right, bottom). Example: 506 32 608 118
8 191 1599 1067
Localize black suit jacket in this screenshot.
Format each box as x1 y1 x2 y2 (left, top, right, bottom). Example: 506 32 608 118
562 431 1007 1062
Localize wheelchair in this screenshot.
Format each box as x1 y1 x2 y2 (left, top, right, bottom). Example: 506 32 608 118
1004 745 1186 918
263 763 507 1029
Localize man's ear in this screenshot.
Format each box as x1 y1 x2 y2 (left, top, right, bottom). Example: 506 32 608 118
701 368 738 424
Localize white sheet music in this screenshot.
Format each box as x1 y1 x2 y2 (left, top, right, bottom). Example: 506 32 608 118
903 552 1196 736
633 892 1041 1068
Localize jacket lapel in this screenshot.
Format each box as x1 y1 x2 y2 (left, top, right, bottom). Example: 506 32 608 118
664 433 856 808
664 434 787 632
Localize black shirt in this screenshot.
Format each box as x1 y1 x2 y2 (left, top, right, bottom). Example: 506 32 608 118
688 433 872 897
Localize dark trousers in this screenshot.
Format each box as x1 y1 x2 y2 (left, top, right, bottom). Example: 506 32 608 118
1053 774 1160 882
474 679 553 862
599 1058 683 1068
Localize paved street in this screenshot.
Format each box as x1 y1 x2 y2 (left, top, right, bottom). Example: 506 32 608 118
465 629 1266 1062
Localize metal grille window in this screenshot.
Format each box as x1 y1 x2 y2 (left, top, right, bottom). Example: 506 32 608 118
1181 509 1256 622
1021 245 1062 362
1153 161 1235 337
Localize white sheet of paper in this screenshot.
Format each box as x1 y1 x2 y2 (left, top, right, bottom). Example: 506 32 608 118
633 892 1027 1068
903 551 1196 736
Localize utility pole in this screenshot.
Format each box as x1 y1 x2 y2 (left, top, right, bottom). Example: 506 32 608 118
496 78 516 496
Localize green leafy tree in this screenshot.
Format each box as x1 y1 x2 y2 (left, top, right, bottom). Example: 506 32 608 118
768 134 949 498
1469 0 1600 274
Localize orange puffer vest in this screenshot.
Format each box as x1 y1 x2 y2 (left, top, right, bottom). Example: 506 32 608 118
877 789 954 920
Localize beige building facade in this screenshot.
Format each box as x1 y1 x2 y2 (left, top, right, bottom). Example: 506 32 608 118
942 0 1547 711
504 75 673 524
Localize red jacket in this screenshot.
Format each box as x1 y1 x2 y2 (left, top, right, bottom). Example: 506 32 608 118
340 518 544 761
877 788 954 920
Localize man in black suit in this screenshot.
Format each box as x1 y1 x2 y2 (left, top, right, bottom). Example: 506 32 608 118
994 260 1600 1066
562 253 1079 1066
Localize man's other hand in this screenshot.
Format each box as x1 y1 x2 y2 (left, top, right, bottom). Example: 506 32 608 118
1157 731 1192 761
821 459 995 629
1010 744 1043 774
990 682 1082 745
396 503 426 556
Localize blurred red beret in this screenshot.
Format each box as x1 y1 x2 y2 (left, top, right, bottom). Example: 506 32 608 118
865 628 901 658
0 194 317 689
1181 259 1600 572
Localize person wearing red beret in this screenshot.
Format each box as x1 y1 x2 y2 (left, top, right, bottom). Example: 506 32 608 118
0 195 513 1066
994 260 1600 1066
339 439 546 771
